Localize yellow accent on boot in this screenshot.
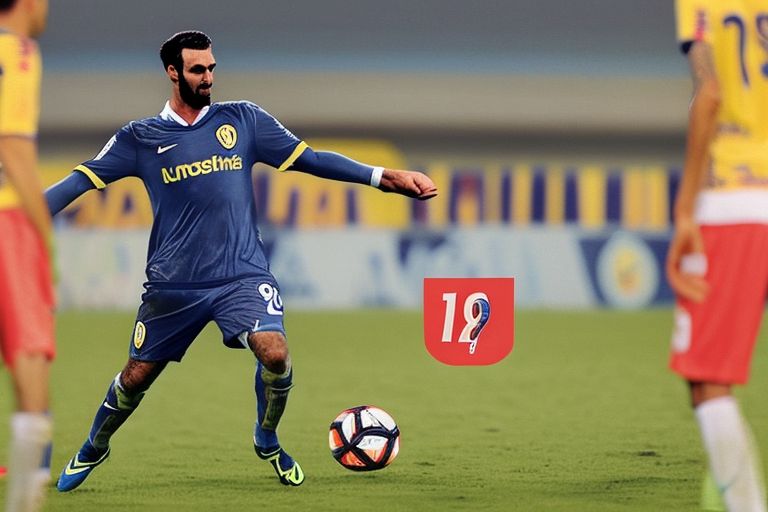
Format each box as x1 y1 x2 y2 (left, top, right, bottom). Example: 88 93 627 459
255 445 304 487
700 471 725 512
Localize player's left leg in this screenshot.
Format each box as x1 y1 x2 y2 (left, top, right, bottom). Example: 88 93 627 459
248 331 303 486
250 331 292 442
213 277 303 486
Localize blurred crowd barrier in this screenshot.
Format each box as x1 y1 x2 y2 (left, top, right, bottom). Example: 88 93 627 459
36 0 686 311
46 139 678 232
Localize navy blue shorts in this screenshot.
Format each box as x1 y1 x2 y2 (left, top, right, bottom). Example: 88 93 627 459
128 276 286 362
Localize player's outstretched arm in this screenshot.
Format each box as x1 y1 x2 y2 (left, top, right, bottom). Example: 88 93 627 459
291 147 437 199
291 148 376 185
45 171 96 215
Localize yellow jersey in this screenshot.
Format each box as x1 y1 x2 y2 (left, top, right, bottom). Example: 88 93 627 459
0 31 41 210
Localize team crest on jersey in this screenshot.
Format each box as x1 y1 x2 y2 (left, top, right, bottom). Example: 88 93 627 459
216 124 238 150
133 321 146 350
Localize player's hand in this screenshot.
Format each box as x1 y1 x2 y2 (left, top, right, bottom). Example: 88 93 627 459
665 217 709 303
379 169 438 200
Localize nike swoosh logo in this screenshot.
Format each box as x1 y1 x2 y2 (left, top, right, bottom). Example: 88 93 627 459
63 452 108 476
103 401 119 411
157 144 178 154
64 464 91 476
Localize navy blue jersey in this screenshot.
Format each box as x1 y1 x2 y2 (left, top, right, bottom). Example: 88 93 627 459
76 101 307 285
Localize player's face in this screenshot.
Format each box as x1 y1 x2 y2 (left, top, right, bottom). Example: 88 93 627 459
178 48 216 110
27 0 48 38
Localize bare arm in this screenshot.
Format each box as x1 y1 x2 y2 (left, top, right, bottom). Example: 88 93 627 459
0 136 51 248
675 42 721 221
666 41 720 302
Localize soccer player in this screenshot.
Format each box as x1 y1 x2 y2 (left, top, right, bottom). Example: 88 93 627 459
668 1 768 510
0 0 53 510
47 30 437 491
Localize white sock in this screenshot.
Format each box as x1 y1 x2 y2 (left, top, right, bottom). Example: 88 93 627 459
5 413 52 512
696 396 767 512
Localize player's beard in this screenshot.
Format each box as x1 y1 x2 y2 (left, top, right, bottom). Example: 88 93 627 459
179 72 211 110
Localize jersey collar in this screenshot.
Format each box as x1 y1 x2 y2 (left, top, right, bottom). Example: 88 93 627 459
159 101 210 126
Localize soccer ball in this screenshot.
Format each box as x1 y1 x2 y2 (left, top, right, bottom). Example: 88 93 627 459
328 405 400 471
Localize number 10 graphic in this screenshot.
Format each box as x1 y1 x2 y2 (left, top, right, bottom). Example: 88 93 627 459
423 278 514 366
441 292 491 354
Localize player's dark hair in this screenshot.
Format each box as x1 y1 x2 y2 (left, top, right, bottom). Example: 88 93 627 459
0 0 18 12
160 31 212 72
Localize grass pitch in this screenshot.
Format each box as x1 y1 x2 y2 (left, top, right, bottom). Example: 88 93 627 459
2 309 768 511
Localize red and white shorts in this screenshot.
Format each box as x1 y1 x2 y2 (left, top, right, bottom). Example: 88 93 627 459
670 224 768 385
0 209 55 368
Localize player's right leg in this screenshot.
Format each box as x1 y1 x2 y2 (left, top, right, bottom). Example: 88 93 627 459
56 359 166 492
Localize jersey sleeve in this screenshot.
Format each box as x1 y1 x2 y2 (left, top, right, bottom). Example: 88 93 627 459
675 0 711 54
0 37 40 137
245 103 308 171
75 125 138 189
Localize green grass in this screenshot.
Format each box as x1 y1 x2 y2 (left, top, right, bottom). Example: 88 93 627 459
2 309 768 511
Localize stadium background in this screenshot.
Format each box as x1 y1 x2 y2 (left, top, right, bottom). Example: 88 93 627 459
9 4 768 512
9 3 768 512
37 0 688 311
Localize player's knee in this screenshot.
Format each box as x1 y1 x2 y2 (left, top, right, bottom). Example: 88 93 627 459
119 360 166 395
250 332 289 373
118 371 148 395
689 381 731 408
261 344 289 374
